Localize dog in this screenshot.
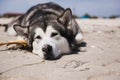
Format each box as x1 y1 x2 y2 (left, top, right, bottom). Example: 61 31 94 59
1 2 83 60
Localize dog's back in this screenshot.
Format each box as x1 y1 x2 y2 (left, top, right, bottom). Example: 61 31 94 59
4 2 65 36
18 2 65 26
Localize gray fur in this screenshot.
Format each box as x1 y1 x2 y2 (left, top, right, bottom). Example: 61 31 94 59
2 2 84 59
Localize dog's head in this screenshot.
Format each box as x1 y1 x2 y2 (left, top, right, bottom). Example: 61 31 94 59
14 9 79 60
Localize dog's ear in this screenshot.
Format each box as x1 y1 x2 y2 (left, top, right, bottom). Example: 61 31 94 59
13 24 28 38
58 8 72 27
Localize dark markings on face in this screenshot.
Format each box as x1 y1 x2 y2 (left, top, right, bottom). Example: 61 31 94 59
51 21 75 45
28 19 74 50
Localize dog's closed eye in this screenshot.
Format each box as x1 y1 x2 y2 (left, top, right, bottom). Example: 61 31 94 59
51 32 58 37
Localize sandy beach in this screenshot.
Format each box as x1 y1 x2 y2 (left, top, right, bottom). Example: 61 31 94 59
0 18 120 80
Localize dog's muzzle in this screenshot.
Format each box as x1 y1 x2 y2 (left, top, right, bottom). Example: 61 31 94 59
42 44 52 53
42 44 54 59
32 37 61 60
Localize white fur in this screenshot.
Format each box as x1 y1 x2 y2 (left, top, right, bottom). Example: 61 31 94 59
34 27 45 38
7 17 19 36
75 33 83 44
32 26 70 59
17 36 26 40
7 26 17 36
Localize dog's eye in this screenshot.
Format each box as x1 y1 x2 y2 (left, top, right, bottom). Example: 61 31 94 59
36 35 41 39
51 32 58 37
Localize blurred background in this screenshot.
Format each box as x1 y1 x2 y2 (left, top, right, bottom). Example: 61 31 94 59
0 0 120 18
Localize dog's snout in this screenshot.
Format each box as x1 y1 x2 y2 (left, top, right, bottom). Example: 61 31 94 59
42 44 52 53
42 44 55 60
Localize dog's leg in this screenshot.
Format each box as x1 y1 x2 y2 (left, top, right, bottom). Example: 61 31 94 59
74 33 86 52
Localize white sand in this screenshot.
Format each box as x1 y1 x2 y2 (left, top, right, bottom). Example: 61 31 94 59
0 18 120 80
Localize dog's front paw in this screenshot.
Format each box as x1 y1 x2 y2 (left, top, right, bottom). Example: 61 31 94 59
79 46 87 52
6 44 23 50
74 33 83 45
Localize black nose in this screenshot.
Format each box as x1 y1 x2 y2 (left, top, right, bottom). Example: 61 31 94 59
42 44 52 53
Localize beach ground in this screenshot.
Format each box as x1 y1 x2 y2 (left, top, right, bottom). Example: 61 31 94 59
0 18 120 80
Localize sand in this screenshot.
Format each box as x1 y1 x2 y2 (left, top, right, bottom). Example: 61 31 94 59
0 18 120 80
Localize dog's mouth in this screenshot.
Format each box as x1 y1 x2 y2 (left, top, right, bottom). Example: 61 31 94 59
43 52 55 60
